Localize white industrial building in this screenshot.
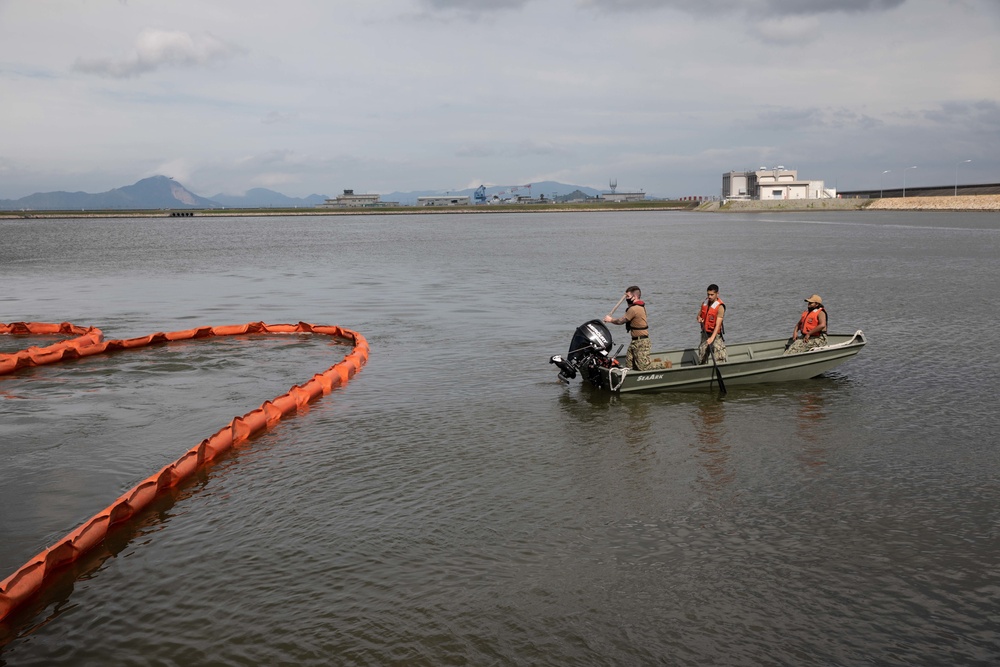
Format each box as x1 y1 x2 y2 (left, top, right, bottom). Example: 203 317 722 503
322 189 383 207
722 167 834 201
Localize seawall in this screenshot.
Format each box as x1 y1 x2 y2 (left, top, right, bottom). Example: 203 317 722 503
706 195 1000 212
865 195 1000 211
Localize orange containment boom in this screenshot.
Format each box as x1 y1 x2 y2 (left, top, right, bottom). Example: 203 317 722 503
0 321 369 623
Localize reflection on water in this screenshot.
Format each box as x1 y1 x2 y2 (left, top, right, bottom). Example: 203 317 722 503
693 398 735 491
794 388 829 472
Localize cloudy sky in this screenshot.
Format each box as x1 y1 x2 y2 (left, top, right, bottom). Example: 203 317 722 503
1 0 998 199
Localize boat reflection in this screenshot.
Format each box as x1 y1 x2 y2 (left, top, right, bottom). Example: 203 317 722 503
693 398 734 491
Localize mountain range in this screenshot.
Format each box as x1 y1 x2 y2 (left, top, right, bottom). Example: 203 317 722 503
0 176 608 210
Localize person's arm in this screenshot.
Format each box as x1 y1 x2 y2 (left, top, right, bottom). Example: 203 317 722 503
604 308 629 326
792 313 805 339
706 305 724 345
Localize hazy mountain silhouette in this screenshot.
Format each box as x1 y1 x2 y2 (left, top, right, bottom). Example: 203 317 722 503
0 176 220 210
209 188 328 208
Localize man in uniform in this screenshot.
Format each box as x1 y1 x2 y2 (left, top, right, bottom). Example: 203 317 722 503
604 285 651 371
697 283 727 364
784 294 828 355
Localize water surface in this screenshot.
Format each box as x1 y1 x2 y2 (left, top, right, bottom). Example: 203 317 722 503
1 211 998 665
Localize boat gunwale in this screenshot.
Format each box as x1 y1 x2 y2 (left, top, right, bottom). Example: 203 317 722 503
590 330 866 392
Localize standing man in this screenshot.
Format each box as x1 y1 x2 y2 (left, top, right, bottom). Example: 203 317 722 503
784 294 828 355
604 285 651 371
697 283 727 364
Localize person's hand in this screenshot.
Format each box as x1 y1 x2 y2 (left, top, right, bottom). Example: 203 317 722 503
603 315 613 323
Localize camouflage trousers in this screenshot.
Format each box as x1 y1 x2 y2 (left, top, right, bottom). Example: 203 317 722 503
698 333 728 364
783 332 828 356
627 337 652 371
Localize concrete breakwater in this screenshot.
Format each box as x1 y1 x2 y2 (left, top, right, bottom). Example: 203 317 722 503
866 194 1000 211
707 195 1000 212
707 199 865 212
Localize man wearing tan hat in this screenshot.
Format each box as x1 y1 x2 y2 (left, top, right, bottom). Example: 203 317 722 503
783 294 828 355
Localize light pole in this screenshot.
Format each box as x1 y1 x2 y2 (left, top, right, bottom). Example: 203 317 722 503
881 170 890 198
955 159 971 196
903 166 917 198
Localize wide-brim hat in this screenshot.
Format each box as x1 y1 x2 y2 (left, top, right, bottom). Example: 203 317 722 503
804 294 823 304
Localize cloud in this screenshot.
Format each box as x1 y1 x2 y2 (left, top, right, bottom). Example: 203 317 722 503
576 0 906 17
456 140 570 159
146 157 193 184
73 29 245 78
262 111 297 125
750 15 820 44
747 106 884 131
419 0 530 10
456 145 499 158
924 99 1000 130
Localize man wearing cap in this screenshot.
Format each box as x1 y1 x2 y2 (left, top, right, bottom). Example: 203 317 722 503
784 294 828 355
696 283 727 364
604 285 652 371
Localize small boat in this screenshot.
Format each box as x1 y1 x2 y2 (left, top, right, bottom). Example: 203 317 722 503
549 319 866 393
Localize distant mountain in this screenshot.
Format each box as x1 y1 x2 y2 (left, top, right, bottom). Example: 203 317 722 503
0 176 220 210
554 189 598 203
209 188 328 208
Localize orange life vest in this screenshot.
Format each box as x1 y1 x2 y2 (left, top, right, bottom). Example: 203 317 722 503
699 298 725 335
797 306 826 335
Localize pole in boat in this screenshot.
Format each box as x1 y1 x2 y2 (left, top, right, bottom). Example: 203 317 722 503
709 343 727 395
607 294 627 319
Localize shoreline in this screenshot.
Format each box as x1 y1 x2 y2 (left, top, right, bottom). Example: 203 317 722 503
2 195 998 220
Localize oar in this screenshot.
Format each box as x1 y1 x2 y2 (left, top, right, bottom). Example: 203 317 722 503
606 294 627 319
709 343 727 395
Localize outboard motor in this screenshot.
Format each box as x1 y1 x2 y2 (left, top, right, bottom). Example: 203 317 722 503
549 319 619 383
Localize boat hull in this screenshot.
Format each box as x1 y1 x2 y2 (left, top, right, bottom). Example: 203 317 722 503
584 331 866 393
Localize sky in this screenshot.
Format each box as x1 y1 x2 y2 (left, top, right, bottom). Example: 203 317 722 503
1 0 998 199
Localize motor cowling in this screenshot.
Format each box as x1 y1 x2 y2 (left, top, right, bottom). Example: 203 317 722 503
549 319 618 383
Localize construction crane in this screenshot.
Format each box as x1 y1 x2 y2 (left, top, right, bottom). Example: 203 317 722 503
474 185 487 204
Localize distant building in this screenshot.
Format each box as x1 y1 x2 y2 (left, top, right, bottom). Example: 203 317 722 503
322 189 382 207
417 195 471 206
600 191 646 202
723 167 833 201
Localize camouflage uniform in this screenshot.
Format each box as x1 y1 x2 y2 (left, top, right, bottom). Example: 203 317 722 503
784 333 828 355
627 337 652 371
698 332 728 364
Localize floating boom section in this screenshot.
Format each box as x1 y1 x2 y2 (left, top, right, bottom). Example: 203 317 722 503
0 320 369 623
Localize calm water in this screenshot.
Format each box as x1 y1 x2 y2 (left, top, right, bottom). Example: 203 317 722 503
1 211 998 665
